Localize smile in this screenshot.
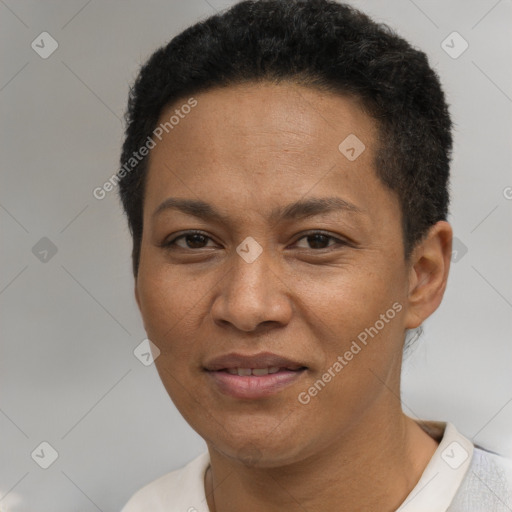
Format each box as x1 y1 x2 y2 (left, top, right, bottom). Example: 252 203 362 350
206 367 307 399
203 351 308 399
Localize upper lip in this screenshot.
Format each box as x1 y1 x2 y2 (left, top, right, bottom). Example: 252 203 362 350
204 352 306 371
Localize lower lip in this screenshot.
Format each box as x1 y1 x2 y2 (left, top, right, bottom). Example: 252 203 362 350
206 369 306 399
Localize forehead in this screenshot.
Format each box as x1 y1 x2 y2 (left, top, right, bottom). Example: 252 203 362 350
143 81 394 223
153 81 376 159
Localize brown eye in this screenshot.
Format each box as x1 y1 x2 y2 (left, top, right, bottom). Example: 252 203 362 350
306 234 330 249
181 233 209 249
163 231 215 250
295 232 345 250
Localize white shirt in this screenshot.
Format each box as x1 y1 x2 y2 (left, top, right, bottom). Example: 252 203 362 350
121 422 512 511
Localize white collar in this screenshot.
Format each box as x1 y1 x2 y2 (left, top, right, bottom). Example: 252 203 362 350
397 421 473 511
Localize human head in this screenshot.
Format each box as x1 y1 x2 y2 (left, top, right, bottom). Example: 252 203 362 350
120 0 454 469
118 0 452 277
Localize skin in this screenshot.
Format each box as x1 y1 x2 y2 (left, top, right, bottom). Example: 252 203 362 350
134 81 453 511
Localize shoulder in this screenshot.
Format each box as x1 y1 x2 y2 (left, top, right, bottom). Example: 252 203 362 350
121 451 210 512
449 445 512 511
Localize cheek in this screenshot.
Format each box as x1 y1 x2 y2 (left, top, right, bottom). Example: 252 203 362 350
137 270 206 405
136 267 200 350
294 279 405 429
296 260 407 394
298 261 403 329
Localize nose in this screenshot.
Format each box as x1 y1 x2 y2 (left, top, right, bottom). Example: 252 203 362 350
210 245 293 333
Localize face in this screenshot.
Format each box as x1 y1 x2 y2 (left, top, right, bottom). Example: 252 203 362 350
135 82 419 467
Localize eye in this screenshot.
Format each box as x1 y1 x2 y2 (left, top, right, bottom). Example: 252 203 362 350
294 231 347 250
162 230 216 250
162 230 348 252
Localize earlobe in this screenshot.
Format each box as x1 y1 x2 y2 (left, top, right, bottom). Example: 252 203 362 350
404 221 453 329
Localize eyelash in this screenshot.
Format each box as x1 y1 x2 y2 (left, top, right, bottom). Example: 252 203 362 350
161 230 348 251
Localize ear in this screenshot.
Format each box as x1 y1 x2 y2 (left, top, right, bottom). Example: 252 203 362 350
404 221 453 329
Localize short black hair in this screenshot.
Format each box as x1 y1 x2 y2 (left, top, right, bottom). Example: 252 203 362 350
118 0 452 277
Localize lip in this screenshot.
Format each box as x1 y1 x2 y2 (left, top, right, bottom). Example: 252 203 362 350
204 351 305 371
204 351 308 399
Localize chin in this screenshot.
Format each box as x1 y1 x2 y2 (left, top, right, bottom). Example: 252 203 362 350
206 422 312 469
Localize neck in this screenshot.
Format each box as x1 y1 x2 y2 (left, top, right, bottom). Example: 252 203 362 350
205 409 438 512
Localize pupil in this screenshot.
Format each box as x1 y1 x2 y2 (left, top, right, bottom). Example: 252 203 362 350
308 234 328 249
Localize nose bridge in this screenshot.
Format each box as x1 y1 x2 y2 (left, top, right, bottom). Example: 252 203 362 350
211 239 292 331
230 238 274 299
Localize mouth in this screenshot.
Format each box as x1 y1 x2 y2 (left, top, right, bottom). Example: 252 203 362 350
216 365 306 375
204 352 308 399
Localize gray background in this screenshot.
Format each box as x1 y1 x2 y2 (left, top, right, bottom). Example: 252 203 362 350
1 0 511 510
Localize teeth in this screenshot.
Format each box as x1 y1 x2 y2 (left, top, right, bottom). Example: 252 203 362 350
252 368 269 376
224 367 284 376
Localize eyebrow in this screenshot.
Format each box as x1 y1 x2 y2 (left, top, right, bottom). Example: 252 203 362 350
152 196 362 223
